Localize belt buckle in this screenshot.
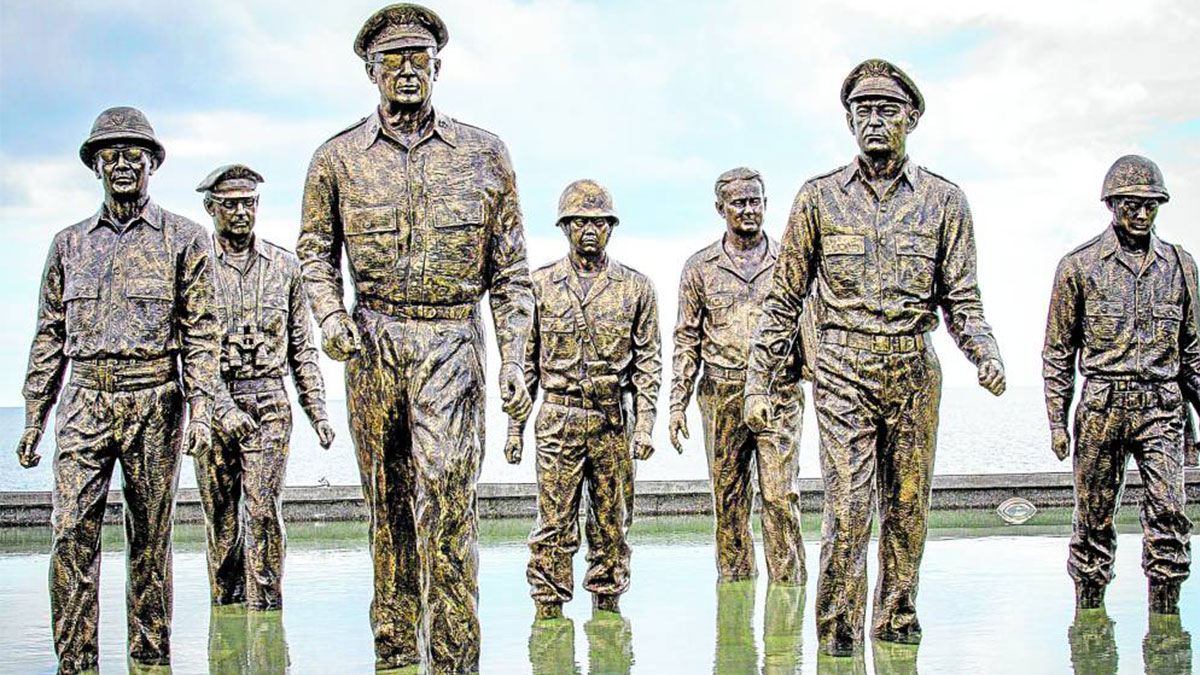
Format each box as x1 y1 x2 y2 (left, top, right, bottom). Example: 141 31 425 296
871 335 891 353
97 362 115 391
898 336 913 352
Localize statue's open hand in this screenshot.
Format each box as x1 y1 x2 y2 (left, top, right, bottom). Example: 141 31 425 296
320 312 362 362
978 358 1006 396
632 431 655 461
16 427 41 469
743 394 772 434
1051 427 1071 462
184 421 212 458
315 420 336 449
499 363 532 421
504 434 523 465
668 411 688 454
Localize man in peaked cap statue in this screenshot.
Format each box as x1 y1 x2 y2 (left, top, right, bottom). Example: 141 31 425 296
195 164 334 614
744 60 1006 656
504 179 661 621
15 106 243 673
297 4 534 672
1043 155 1196 616
670 167 811 586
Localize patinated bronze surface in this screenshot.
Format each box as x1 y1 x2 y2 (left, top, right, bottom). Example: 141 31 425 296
195 164 333 612
1043 154 1195 614
16 106 229 673
507 179 661 620
295 4 533 672
670 167 807 584
745 59 1005 656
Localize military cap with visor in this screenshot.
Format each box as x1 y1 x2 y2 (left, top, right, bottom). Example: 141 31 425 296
355 3 448 59
79 106 166 168
557 179 619 226
841 58 924 115
1101 154 1169 203
196 164 265 199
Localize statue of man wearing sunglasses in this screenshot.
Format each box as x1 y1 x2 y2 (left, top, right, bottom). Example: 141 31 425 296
16 106 231 673
296 4 534 673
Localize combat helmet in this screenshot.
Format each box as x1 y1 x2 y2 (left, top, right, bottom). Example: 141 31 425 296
1101 154 1169 203
556 179 619 226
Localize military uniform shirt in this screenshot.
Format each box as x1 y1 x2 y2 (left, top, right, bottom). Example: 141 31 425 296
747 157 1000 396
1042 226 1200 428
671 237 784 412
212 235 327 423
297 108 533 366
520 258 661 435
22 199 224 428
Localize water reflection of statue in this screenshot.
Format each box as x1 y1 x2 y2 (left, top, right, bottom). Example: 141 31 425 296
528 617 580 675
1068 608 1118 675
763 583 805 675
585 609 635 675
1143 613 1193 675
207 604 290 674
714 580 758 674
871 639 919 675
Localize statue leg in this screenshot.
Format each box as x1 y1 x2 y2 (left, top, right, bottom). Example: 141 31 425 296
527 402 586 608
346 309 420 669
408 317 485 674
872 347 941 644
755 380 806 585
582 413 635 604
50 383 118 675
698 375 756 582
1132 400 1191 613
194 398 246 607
117 380 184 666
1069 388 1128 606
242 390 292 612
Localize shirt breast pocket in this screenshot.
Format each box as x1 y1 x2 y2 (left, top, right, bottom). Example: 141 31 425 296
261 292 289 338
541 316 579 370
1084 300 1124 346
705 292 736 329
63 275 101 348
823 234 866 296
429 194 486 282
344 206 399 277
1153 302 1182 344
595 319 632 360
896 232 938 296
125 277 175 347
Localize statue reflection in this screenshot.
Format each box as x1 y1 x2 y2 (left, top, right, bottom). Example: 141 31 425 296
1143 613 1192 675
207 605 290 674
714 580 758 674
816 649 866 675
586 607 634 674
1068 607 1118 675
870 638 918 675
529 617 580 675
762 583 804 675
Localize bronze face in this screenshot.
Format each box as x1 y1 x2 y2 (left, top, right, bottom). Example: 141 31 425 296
207 194 259 243
93 142 155 202
367 47 440 110
716 178 765 238
1107 194 1162 242
561 216 615 259
846 96 919 159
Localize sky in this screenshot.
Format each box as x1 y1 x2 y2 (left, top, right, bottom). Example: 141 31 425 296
1 1 1198 436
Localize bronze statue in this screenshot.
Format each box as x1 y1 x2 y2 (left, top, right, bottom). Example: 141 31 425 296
15 106 231 673
295 4 533 672
505 179 661 620
670 167 806 584
195 164 333 612
1042 154 1195 615
745 59 1006 656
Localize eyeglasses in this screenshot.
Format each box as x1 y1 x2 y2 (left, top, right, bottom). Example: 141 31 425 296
96 146 147 164
213 196 259 211
370 51 434 72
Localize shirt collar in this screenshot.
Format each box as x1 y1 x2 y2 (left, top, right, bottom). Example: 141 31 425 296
839 156 919 191
213 233 270 264
1098 225 1168 262
360 107 458 150
89 198 161 232
549 256 623 282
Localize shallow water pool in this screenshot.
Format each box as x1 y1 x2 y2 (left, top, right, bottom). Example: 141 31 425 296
1 518 1196 674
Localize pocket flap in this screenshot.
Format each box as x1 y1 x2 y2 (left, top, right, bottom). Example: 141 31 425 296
596 320 630 338
1153 303 1183 320
263 293 289 311
434 195 485 228
63 277 99 301
344 206 397 235
542 316 574 333
1086 300 1124 318
825 234 866 256
707 292 734 309
125 277 172 301
896 233 938 259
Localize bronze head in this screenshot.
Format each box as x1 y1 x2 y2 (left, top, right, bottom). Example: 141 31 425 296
842 60 922 160
714 167 765 238
357 4 447 110
557 179 618 260
197 164 264 245
81 106 164 203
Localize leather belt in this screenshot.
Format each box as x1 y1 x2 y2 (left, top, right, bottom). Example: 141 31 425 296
71 356 177 392
544 391 598 409
821 328 926 354
358 296 475 321
1087 378 1171 409
228 377 284 395
703 363 746 382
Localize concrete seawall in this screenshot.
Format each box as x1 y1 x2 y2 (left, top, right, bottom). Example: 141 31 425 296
3 470 1197 526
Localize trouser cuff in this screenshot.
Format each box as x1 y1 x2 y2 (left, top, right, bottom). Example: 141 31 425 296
1075 581 1106 609
1149 580 1181 614
593 593 620 613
